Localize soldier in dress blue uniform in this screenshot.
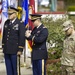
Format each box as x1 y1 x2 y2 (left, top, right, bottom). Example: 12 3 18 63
2 7 25 75
25 14 48 75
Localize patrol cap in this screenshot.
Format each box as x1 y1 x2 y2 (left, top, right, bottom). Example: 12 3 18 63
62 20 74 31
8 6 19 14
30 14 42 21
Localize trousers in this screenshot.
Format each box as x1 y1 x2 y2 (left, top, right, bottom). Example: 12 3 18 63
4 54 17 75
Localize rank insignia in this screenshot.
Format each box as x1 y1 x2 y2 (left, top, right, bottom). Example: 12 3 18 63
13 24 19 30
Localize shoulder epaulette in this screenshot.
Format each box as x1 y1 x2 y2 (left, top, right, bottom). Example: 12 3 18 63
43 26 47 28
20 20 23 23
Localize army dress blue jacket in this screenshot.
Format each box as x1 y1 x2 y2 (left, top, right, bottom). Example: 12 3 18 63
2 18 25 54
26 24 48 60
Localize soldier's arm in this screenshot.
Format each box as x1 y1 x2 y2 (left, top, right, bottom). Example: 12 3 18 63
2 28 5 48
2 22 6 48
32 28 48 43
25 28 48 43
18 21 25 52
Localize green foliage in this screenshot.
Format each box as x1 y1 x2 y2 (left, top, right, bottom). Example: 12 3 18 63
42 16 75 74
64 0 75 10
64 0 75 6
42 17 66 75
67 6 75 11
42 17 65 59
47 63 61 75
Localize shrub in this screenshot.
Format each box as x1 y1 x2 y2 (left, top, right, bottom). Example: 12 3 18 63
42 15 75 75
42 16 66 75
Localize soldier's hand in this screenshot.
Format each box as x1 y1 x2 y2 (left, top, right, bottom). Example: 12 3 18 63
25 30 31 37
17 51 22 56
72 68 75 73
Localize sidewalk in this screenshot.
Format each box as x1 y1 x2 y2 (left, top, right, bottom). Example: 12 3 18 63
0 48 33 75
0 62 33 75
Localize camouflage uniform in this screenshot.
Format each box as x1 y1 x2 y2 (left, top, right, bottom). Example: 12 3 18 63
61 20 75 75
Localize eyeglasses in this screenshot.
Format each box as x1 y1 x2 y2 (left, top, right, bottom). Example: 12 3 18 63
8 12 15 15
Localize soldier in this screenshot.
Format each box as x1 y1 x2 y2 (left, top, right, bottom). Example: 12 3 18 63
61 20 75 75
2 7 25 75
25 14 48 75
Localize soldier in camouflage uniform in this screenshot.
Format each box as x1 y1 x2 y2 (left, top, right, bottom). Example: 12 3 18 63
61 20 75 75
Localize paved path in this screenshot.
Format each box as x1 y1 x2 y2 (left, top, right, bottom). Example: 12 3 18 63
0 62 33 75
0 48 33 75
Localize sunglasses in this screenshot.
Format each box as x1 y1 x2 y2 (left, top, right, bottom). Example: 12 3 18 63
8 12 15 15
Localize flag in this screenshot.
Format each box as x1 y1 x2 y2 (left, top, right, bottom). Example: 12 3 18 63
18 0 23 7
29 0 35 14
17 6 22 19
2 0 8 19
2 0 8 33
1 0 8 48
22 0 29 26
17 0 23 19
8 0 18 8
2 0 8 34
22 0 33 52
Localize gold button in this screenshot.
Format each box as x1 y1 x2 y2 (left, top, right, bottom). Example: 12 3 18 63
7 35 9 37
7 38 8 40
8 29 10 30
8 32 10 34
17 43 18 44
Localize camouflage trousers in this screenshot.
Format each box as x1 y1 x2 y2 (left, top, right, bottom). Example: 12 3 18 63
61 65 75 75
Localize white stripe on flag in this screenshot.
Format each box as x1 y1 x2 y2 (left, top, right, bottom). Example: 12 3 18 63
8 0 18 8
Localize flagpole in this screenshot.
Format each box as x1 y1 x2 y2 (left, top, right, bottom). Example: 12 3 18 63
21 0 29 67
18 55 21 75
23 40 26 66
